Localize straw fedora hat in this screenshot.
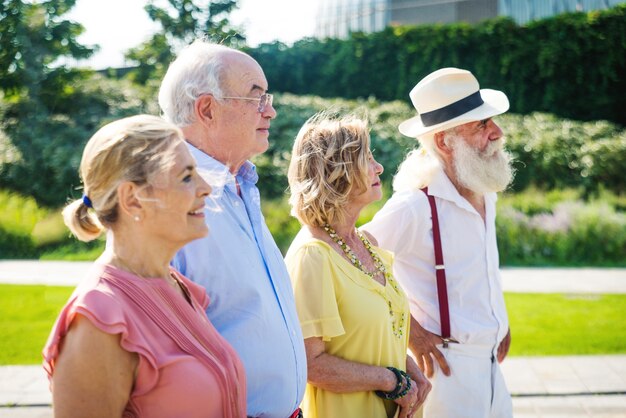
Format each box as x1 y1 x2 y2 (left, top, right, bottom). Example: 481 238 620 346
399 68 510 138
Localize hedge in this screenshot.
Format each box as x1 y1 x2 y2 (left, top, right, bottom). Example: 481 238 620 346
2 187 624 266
2 93 625 209
268 188 626 267
258 94 626 200
248 5 626 126
0 74 157 207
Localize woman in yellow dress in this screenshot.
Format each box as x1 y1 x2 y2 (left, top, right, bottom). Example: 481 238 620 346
285 114 431 418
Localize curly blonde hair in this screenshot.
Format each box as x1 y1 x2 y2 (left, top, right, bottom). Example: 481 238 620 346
288 113 371 227
62 115 184 242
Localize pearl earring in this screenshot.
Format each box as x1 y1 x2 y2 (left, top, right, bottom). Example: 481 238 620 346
134 216 140 222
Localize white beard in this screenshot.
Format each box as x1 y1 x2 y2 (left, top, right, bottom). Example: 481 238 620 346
449 134 514 195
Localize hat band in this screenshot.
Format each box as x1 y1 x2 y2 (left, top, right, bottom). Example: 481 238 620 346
420 91 484 127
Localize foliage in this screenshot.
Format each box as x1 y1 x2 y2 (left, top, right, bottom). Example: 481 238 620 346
2 183 624 266
0 0 97 205
499 113 626 194
261 198 301 254
0 190 45 258
505 293 626 356
248 5 626 125
125 0 244 84
0 0 160 207
258 94 626 200
2 88 625 210
0 0 93 98
39 239 104 261
0 75 159 207
0 190 47 235
0 189 104 259
267 187 625 266
497 199 626 266
0 284 73 365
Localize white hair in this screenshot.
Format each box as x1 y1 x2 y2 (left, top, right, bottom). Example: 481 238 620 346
158 40 244 127
393 132 446 192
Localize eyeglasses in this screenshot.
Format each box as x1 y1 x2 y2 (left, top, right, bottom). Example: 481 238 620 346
219 93 274 113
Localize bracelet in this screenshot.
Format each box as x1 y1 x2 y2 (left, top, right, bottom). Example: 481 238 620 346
395 370 412 399
375 367 411 400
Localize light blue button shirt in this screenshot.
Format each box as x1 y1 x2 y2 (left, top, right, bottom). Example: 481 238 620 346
172 144 306 418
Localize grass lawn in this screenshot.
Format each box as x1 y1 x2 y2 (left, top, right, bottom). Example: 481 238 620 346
1 285 625 364
0 284 73 365
506 293 626 355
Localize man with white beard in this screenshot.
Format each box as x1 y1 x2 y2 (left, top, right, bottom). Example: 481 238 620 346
363 68 515 418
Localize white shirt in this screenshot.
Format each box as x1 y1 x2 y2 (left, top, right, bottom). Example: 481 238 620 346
363 166 508 347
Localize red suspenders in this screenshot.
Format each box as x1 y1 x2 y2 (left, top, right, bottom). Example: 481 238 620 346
420 187 453 346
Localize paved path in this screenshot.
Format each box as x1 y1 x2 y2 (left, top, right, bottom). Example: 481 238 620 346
0 260 92 287
2 356 625 417
1 260 626 293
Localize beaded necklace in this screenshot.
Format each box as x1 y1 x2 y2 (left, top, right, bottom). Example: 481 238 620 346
323 224 406 338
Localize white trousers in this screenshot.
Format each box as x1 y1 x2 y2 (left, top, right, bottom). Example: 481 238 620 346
422 343 513 418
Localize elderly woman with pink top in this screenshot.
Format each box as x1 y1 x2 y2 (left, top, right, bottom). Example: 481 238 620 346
43 115 246 417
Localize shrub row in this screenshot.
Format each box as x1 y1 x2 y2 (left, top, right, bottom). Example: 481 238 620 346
2 187 624 266
266 189 626 267
0 190 102 259
260 94 626 200
248 5 626 126
495 188 626 266
0 75 157 207
2 91 625 208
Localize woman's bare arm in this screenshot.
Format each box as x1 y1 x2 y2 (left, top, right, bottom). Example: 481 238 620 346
52 314 138 418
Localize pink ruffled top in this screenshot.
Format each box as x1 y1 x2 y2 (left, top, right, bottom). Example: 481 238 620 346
43 263 246 418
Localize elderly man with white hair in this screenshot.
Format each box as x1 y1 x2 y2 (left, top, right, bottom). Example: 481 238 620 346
159 40 307 418
363 68 515 418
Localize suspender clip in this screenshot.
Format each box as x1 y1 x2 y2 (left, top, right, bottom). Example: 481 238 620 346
441 337 458 348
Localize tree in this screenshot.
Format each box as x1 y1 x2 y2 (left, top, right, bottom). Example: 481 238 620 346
0 0 153 206
125 0 245 84
0 0 93 102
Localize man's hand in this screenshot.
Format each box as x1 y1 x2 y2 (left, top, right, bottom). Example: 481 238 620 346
497 328 511 363
408 316 450 377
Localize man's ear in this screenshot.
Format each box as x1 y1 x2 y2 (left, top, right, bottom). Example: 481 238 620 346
117 181 143 220
434 131 453 157
194 94 215 127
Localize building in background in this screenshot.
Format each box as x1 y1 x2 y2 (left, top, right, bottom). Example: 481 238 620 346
315 0 624 38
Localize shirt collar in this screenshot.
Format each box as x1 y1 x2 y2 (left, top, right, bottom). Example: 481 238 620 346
185 142 259 189
237 160 259 184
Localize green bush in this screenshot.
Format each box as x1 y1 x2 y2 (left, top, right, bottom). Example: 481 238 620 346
249 5 626 125
496 191 626 266
3 90 624 207
0 191 44 258
0 189 103 260
498 113 626 193
2 185 624 266
0 74 158 207
260 94 626 199
265 188 626 266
